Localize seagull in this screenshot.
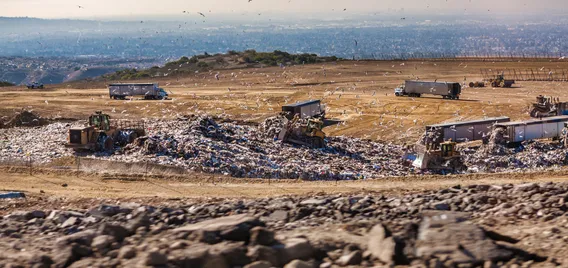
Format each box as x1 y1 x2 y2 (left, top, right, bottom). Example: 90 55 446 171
198 12 206 17
77 5 84 8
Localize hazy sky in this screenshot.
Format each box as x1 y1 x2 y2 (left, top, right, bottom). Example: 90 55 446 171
0 0 565 19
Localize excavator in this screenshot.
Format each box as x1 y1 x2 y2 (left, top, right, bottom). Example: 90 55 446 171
412 140 466 172
65 111 145 152
278 114 326 148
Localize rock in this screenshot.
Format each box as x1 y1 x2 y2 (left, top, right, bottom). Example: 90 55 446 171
125 213 151 233
278 237 314 264
61 217 79 228
250 227 275 246
56 229 96 247
48 211 85 224
300 198 328 206
168 246 209 267
170 241 188 250
195 229 222 244
248 245 281 266
143 249 168 266
98 223 130 242
416 211 515 264
88 205 132 218
28 254 54 268
91 235 115 253
336 250 362 266
210 242 250 267
284 259 313 268
6 210 45 221
53 243 92 268
29 210 46 219
513 183 538 193
118 246 136 259
367 224 393 263
245 261 273 268
432 202 450 211
267 210 289 222
174 214 263 242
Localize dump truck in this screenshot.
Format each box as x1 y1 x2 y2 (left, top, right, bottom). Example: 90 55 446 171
488 74 514 88
412 140 466 172
394 80 462 100
65 111 145 152
529 95 568 118
282 100 325 120
109 83 168 100
278 114 326 148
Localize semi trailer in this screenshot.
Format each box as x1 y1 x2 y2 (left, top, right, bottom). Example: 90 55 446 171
395 80 462 100
109 83 168 100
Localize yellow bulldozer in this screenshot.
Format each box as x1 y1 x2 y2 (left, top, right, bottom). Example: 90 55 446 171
65 111 145 152
488 74 515 88
412 140 465 172
278 114 326 148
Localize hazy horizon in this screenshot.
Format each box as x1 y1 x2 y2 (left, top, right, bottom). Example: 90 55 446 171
1 0 566 19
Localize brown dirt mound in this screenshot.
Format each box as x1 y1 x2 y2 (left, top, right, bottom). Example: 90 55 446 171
0 110 48 128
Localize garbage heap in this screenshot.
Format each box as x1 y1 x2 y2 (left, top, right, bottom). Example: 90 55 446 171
0 110 47 128
462 128 568 173
110 115 410 180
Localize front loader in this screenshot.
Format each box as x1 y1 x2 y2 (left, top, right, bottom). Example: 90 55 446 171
65 111 145 152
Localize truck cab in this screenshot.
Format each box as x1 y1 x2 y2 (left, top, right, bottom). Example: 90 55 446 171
157 88 168 100
394 85 405 96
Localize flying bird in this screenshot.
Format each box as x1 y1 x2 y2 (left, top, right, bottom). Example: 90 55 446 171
198 12 206 17
77 5 84 8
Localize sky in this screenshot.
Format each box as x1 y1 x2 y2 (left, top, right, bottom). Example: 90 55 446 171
0 0 566 19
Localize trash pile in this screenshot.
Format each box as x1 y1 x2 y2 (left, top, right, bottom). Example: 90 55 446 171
0 122 79 163
110 115 411 179
0 110 47 128
463 140 568 173
3 113 568 178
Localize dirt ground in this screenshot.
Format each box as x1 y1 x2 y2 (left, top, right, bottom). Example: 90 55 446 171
3 60 568 266
2 59 568 201
2 59 568 144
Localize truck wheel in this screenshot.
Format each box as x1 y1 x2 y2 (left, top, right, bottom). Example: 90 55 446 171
395 93 400 96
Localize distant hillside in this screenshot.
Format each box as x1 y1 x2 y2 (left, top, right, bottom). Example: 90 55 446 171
102 50 339 80
0 57 158 85
0 81 15 87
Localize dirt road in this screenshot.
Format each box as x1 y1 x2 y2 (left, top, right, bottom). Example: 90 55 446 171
2 167 568 202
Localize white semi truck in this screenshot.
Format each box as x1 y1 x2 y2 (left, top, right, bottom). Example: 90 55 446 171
395 80 462 100
109 83 168 100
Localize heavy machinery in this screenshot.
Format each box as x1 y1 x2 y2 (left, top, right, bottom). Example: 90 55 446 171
26 82 44 89
65 111 145 152
468 81 485 88
529 95 568 118
395 80 462 100
278 114 326 148
412 140 466 172
488 74 514 88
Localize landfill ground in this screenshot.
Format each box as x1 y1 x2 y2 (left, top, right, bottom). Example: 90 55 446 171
2 59 568 267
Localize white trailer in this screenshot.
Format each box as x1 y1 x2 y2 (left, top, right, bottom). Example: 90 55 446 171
282 100 325 119
494 116 568 143
395 80 462 100
109 83 168 100
426 116 510 144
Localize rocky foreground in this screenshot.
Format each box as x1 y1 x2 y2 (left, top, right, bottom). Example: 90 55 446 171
2 182 568 267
